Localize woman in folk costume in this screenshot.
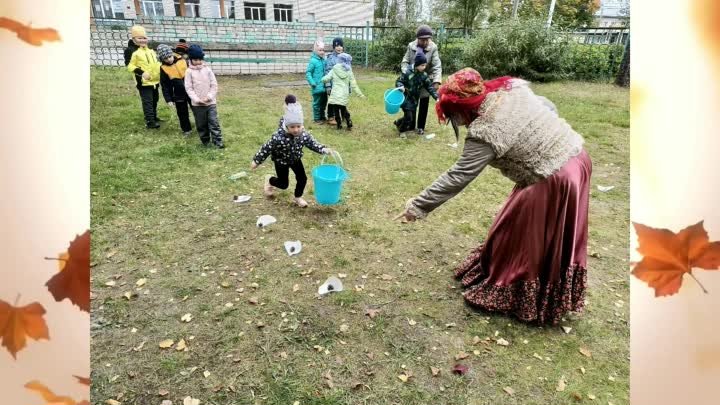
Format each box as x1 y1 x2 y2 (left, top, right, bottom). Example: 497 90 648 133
397 68 592 325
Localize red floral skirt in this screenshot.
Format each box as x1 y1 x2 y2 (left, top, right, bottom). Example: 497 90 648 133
455 150 592 325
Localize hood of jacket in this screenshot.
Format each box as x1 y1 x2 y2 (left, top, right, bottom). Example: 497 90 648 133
331 64 350 79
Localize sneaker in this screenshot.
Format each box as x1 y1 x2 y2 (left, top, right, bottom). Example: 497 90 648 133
214 141 225 149
415 128 425 136
293 197 308 208
313 120 326 125
146 121 160 129
399 132 408 139
327 118 337 126
346 127 353 132
183 131 192 137
264 175 275 198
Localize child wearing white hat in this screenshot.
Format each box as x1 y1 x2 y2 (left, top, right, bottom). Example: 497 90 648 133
251 95 334 208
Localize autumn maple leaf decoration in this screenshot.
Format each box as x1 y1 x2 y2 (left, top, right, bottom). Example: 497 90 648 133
45 231 90 312
0 296 49 358
0 17 61 46
25 381 83 405
632 221 720 297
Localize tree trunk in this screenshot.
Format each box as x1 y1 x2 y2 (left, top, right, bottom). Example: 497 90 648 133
615 37 630 87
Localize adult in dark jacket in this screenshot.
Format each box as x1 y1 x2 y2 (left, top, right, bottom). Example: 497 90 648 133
400 25 443 135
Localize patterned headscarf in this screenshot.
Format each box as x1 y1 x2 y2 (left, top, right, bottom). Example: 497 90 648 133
338 53 352 71
435 68 514 126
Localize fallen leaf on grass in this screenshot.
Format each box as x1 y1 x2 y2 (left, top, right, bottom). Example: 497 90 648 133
407 318 417 326
588 393 597 400
159 339 174 349
562 326 572 334
181 313 193 322
533 353 544 360
106 400 122 405
136 278 147 287
557 376 567 392
339 324 350 333
364 308 380 319
161 401 172 405
176 339 187 351
293 284 300 292
496 338 510 346
380 274 393 281
580 367 586 374
572 392 583 401
105 281 116 287
503 387 515 396
183 397 200 405
203 370 211 378
452 364 468 375
472 336 482 345
248 297 259 305
431 367 441 377
579 347 592 358
455 352 470 360
159 389 169 396
132 340 146 352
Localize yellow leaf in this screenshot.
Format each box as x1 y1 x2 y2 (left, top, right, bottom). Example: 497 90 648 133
136 278 147 287
579 348 592 358
503 387 515 396
398 374 409 383
556 377 566 392
159 339 174 349
181 313 193 322
176 339 187 351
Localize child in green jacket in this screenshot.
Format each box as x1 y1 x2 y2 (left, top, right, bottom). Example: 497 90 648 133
322 53 365 131
305 40 327 124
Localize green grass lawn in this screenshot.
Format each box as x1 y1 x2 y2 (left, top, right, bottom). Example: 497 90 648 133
90 67 629 405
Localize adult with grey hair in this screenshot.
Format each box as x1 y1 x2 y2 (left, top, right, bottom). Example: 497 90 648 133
400 25 442 136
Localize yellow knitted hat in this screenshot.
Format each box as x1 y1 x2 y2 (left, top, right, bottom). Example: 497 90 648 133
130 25 147 38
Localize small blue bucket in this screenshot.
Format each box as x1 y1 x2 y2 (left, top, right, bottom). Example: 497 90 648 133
384 88 405 114
312 152 348 206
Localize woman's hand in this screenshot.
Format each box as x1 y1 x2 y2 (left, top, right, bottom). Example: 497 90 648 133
322 148 333 155
397 86 405 93
250 161 259 170
394 209 417 223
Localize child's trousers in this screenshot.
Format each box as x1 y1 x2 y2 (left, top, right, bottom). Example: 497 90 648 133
311 92 328 122
329 104 352 129
395 108 416 132
270 160 307 198
139 85 159 126
191 104 223 145
174 98 192 133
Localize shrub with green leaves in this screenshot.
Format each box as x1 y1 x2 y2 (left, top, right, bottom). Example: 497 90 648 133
568 43 625 81
461 18 572 82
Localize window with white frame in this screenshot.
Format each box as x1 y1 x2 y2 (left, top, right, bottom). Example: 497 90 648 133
210 0 236 18
141 0 164 16
91 0 124 18
273 4 292 22
175 0 200 17
244 2 266 21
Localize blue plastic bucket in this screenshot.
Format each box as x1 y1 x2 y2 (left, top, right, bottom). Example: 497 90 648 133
384 88 405 114
312 152 348 205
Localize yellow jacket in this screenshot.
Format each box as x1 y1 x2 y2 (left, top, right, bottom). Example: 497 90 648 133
127 46 161 87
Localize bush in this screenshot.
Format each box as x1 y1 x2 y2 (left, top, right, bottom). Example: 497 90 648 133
368 25 418 72
461 18 572 81
568 43 625 81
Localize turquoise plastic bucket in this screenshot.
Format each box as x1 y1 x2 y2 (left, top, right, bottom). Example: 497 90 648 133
312 152 348 206
384 88 405 114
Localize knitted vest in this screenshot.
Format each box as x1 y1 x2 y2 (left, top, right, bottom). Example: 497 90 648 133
467 85 584 186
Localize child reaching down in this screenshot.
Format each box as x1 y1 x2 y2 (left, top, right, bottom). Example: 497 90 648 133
251 95 334 208
394 50 439 137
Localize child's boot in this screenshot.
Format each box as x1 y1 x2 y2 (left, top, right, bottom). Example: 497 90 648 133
264 175 276 198
293 197 308 208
